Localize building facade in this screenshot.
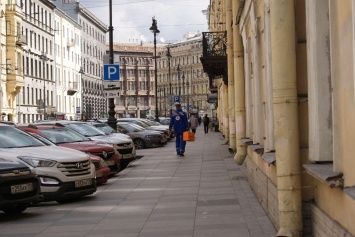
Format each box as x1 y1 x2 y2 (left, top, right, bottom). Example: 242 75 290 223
1 0 25 122
202 0 355 236
156 34 212 118
53 0 107 120
17 0 56 123
109 43 164 118
54 9 82 121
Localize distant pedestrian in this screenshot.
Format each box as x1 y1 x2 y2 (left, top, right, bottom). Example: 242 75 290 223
169 103 189 156
190 115 198 134
202 114 210 134
198 116 202 126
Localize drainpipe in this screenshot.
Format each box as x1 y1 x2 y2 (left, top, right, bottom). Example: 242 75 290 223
221 2 228 142
270 0 302 236
232 0 247 164
226 0 235 152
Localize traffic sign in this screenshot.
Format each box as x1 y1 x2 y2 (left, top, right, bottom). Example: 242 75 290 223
103 64 120 80
104 81 120 90
173 96 180 103
104 90 120 98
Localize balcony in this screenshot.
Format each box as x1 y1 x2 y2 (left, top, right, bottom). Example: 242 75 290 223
16 34 27 46
67 38 75 47
200 31 228 93
67 82 78 96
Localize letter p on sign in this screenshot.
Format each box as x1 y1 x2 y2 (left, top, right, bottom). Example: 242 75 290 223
103 64 120 80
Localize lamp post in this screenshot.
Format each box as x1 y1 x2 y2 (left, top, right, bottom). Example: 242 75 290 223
149 16 160 122
181 72 185 110
107 0 117 129
177 64 181 98
39 52 49 120
186 79 190 114
166 47 172 116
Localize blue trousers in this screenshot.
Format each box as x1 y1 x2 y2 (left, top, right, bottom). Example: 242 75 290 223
175 132 186 154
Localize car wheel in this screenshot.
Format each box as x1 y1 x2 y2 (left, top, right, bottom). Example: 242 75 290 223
120 159 129 170
2 203 28 214
134 138 145 149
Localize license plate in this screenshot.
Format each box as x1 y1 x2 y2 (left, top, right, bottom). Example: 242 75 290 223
106 160 115 166
10 183 33 194
75 179 92 188
122 154 132 159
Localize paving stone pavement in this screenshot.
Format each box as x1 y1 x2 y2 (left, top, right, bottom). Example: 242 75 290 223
0 126 276 237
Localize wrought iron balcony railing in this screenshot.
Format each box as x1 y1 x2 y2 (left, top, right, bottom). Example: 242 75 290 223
200 31 228 93
202 31 227 57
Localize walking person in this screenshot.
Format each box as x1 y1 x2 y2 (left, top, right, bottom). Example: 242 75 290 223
190 115 198 134
203 114 210 134
198 116 202 126
169 103 189 156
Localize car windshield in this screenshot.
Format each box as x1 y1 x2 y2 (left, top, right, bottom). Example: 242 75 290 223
141 120 155 126
0 126 46 148
66 123 105 137
93 124 115 135
40 128 89 144
133 120 148 128
119 124 143 133
159 119 170 125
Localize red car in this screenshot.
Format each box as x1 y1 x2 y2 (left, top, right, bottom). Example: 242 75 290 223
18 124 120 183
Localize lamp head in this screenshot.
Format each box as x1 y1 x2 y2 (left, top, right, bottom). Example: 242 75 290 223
149 17 160 35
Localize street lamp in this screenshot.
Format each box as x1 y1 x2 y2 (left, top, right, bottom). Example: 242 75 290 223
149 16 160 122
39 52 49 120
166 47 172 116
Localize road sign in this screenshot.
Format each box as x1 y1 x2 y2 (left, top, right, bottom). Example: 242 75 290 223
103 64 120 80
104 90 120 98
104 81 120 90
189 105 193 109
173 96 180 103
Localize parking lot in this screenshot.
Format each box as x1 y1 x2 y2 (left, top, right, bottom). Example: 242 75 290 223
0 126 276 237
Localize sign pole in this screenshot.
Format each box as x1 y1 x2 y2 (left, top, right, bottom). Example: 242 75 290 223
107 0 117 130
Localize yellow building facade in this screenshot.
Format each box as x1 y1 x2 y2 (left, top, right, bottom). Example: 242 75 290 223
203 0 355 236
0 0 24 121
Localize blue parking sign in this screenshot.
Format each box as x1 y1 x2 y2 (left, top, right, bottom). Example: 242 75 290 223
173 96 180 103
103 64 120 80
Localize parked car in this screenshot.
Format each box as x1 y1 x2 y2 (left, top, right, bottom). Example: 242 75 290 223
35 121 136 170
17 124 113 182
0 124 96 203
117 118 170 142
116 122 165 149
0 158 42 214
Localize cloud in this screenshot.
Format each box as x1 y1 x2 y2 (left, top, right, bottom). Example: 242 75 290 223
80 0 209 43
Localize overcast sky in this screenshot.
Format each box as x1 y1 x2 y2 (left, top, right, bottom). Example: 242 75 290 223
79 0 210 43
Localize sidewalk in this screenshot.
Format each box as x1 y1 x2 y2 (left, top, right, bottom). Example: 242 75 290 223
93 125 276 237
0 126 276 237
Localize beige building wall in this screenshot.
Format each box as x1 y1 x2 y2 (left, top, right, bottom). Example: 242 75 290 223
1 0 25 122
204 0 355 236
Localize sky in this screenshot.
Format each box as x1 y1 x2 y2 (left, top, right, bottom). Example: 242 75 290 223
79 0 210 43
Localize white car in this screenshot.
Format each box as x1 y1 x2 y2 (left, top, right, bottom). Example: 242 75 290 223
0 124 96 202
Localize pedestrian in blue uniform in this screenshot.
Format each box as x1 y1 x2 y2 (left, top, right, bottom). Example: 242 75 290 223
169 103 189 156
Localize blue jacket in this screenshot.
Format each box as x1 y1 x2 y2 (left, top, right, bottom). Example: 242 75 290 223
169 109 189 134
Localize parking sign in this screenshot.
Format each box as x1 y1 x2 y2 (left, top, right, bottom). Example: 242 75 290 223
103 64 120 80
173 96 180 103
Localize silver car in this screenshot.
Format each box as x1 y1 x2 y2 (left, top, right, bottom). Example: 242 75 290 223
116 122 165 149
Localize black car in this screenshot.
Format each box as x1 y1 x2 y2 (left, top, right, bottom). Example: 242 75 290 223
0 159 42 214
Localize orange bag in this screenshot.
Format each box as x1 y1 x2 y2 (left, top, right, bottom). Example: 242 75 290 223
183 131 195 141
